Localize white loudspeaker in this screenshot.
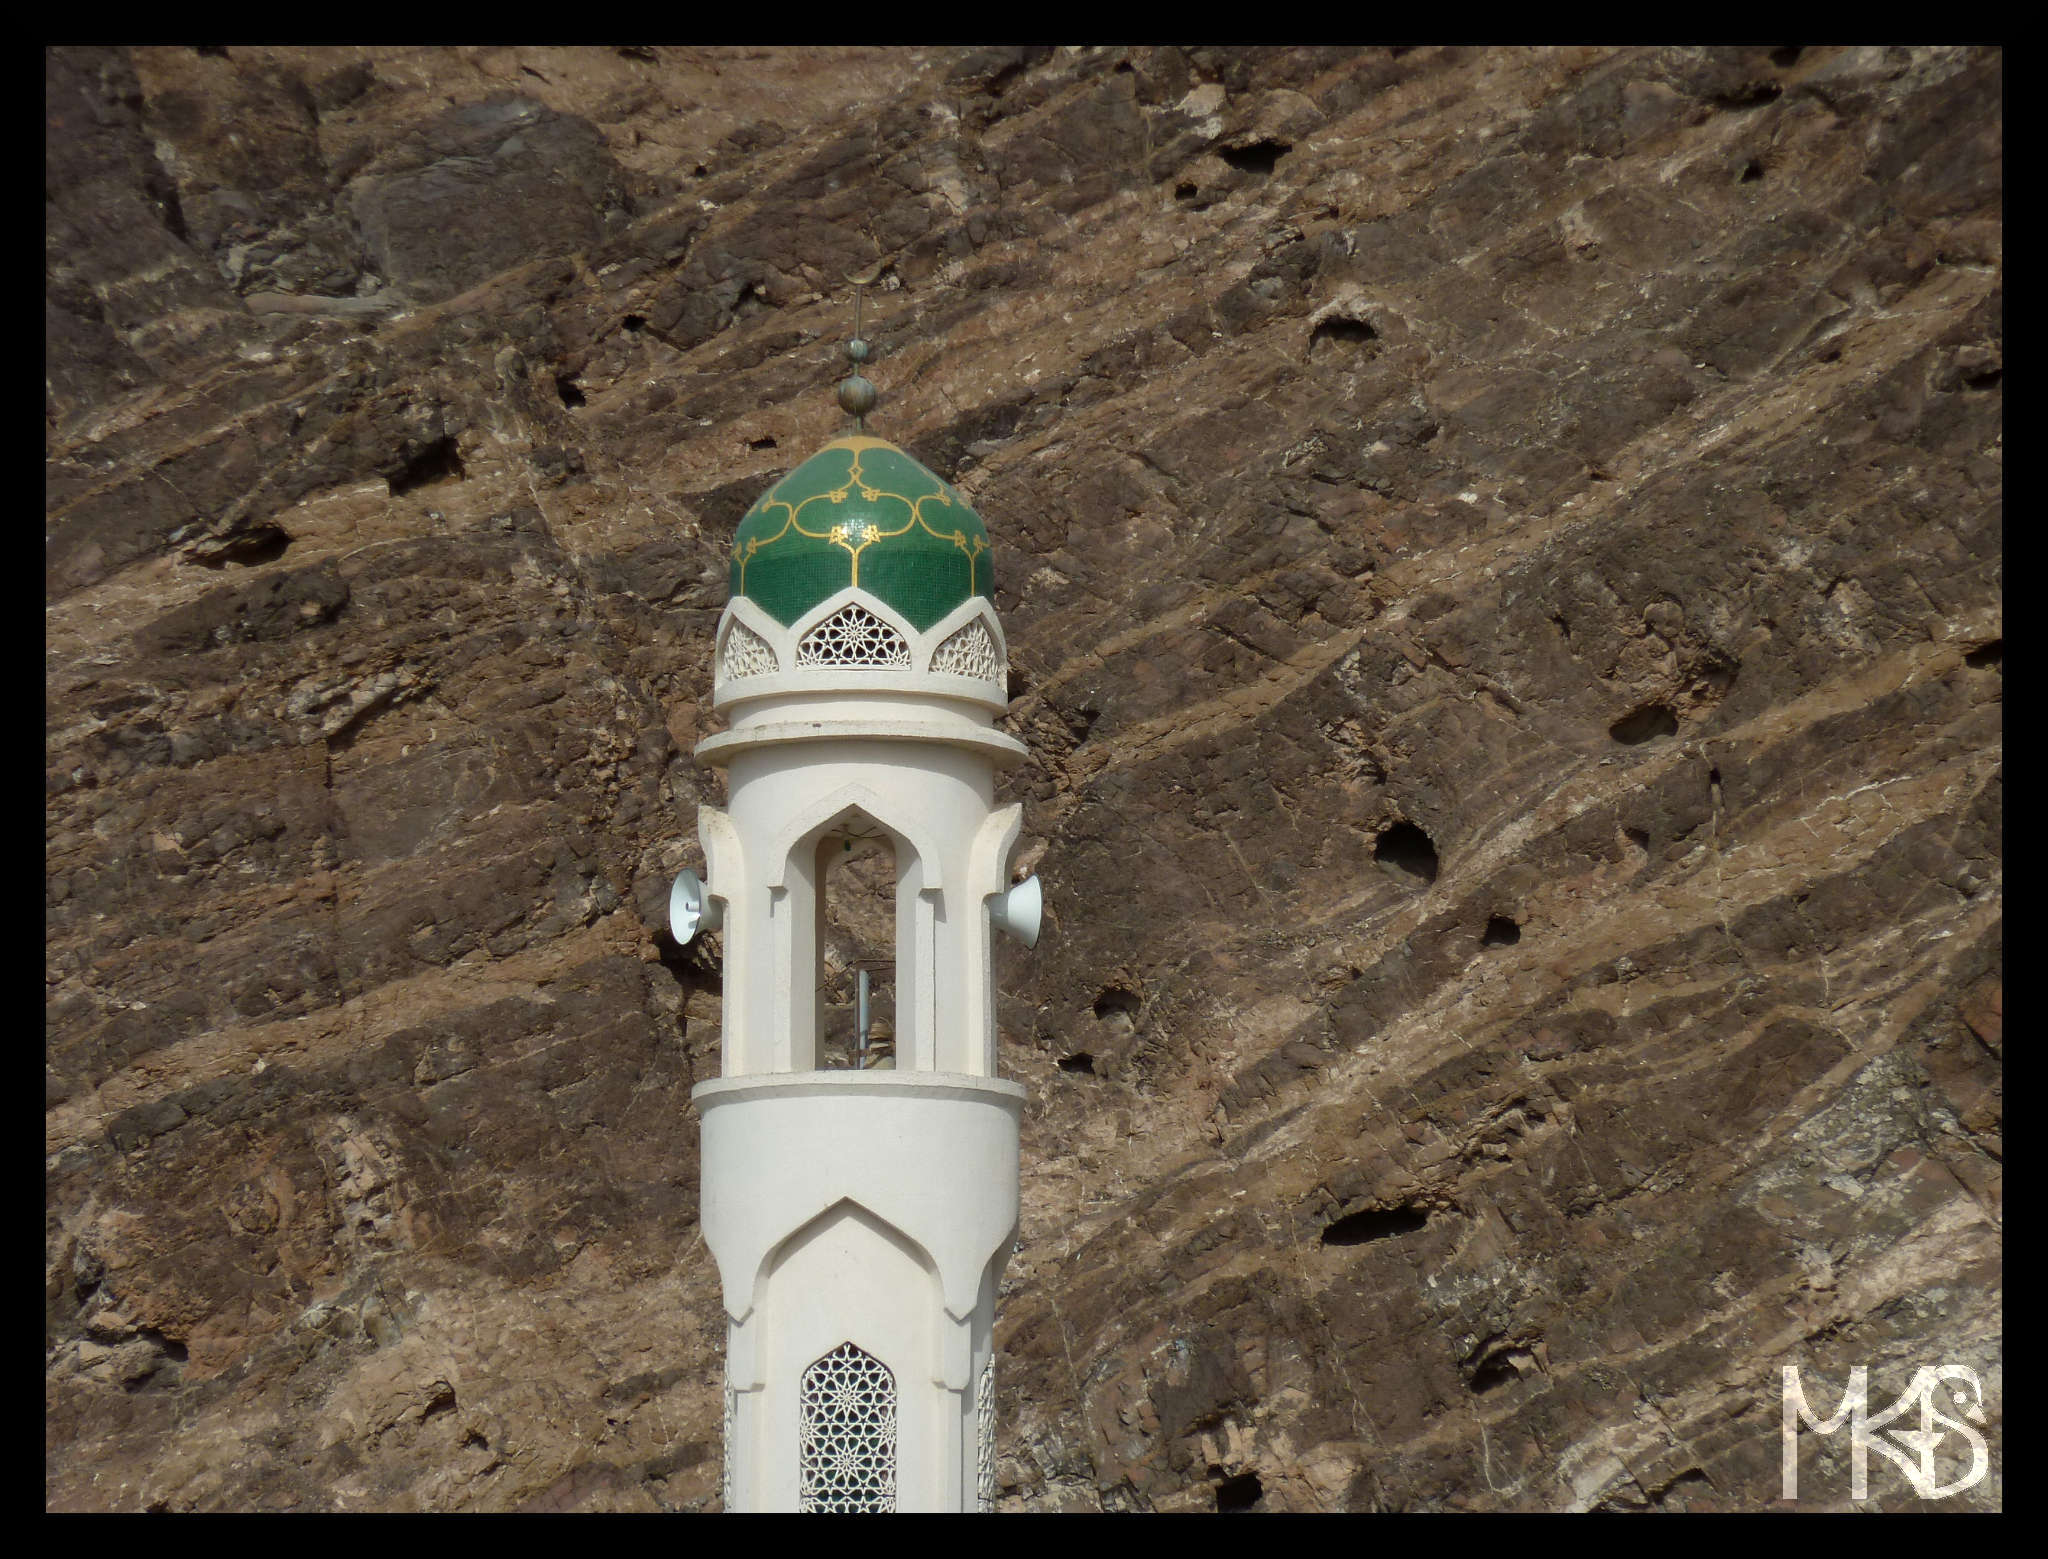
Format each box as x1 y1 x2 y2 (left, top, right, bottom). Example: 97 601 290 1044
989 874 1042 949
670 868 724 945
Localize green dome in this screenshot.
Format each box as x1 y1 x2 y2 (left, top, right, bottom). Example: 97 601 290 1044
728 436 993 632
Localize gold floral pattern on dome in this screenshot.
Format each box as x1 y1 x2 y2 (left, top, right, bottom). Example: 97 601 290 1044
728 436 993 632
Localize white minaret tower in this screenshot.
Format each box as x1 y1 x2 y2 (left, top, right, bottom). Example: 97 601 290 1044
672 326 1041 1512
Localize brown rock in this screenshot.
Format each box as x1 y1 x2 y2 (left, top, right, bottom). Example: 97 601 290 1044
47 43 2000 1513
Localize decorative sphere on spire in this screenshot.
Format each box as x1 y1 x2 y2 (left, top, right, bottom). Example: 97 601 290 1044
837 374 877 419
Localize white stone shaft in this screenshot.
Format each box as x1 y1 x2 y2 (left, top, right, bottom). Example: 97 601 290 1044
689 586 1028 1512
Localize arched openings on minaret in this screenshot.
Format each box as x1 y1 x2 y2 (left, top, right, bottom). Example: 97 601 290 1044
768 788 950 1074
816 816 900 1068
749 1198 940 1513
692 426 1032 1510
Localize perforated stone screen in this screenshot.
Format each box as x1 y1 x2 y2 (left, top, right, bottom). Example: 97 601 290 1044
977 1352 996 1511
931 617 1003 684
721 619 778 680
722 1382 736 1508
798 1342 897 1513
795 603 912 669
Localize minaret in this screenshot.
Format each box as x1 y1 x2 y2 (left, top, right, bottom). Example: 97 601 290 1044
672 314 1041 1512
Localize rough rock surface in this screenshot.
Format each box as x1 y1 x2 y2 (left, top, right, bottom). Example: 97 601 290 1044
47 46 2000 1512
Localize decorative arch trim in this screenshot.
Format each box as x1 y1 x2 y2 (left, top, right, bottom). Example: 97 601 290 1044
761 779 949 896
797 601 912 669
747 1195 942 1325
785 585 918 651
928 612 1003 683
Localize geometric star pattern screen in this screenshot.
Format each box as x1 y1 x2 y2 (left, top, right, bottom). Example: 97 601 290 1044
798 1342 897 1513
931 617 1003 684
794 603 913 669
721 618 779 679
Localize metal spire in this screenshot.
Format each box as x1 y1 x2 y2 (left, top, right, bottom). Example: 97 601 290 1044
836 269 878 431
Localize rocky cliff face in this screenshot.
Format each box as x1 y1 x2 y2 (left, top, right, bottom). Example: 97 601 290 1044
47 45 2000 1511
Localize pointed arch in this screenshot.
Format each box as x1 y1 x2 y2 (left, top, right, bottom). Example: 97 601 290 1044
749 1195 943 1322
761 779 947 895
928 612 1003 683
718 615 780 680
797 602 912 669
785 586 919 654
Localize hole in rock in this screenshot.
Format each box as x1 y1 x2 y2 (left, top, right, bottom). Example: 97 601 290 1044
1609 704 1678 745
692 164 709 178
197 526 293 569
1058 1052 1096 1074
655 932 722 996
1092 986 1140 1022
139 1328 188 1363
555 374 585 409
1769 46 1804 67
1965 640 2001 669
1694 656 1739 698
1311 316 1377 350
748 436 778 450
1652 1468 1712 1506
621 314 646 333
387 436 466 496
1114 60 1135 74
1962 367 2003 391
1175 181 1199 201
1551 612 1572 642
462 1430 489 1451
1482 915 1521 947
142 165 191 243
1373 821 1439 885
1468 1349 1525 1394
1006 668 1032 701
194 44 230 58
1321 1205 1429 1246
1220 140 1289 175
1624 826 1651 853
1715 81 1782 108
1738 159 1766 183
1215 1470 1264 1512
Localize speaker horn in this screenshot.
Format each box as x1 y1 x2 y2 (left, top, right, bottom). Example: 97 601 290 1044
669 868 724 946
989 874 1042 949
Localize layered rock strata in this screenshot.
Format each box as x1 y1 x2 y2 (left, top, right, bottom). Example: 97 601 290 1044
47 45 1999 1511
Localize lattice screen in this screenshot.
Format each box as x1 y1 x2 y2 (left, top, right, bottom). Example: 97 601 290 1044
720 619 779 680
977 1352 996 1511
795 604 912 669
722 1382 736 1509
930 617 1003 684
798 1342 897 1513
